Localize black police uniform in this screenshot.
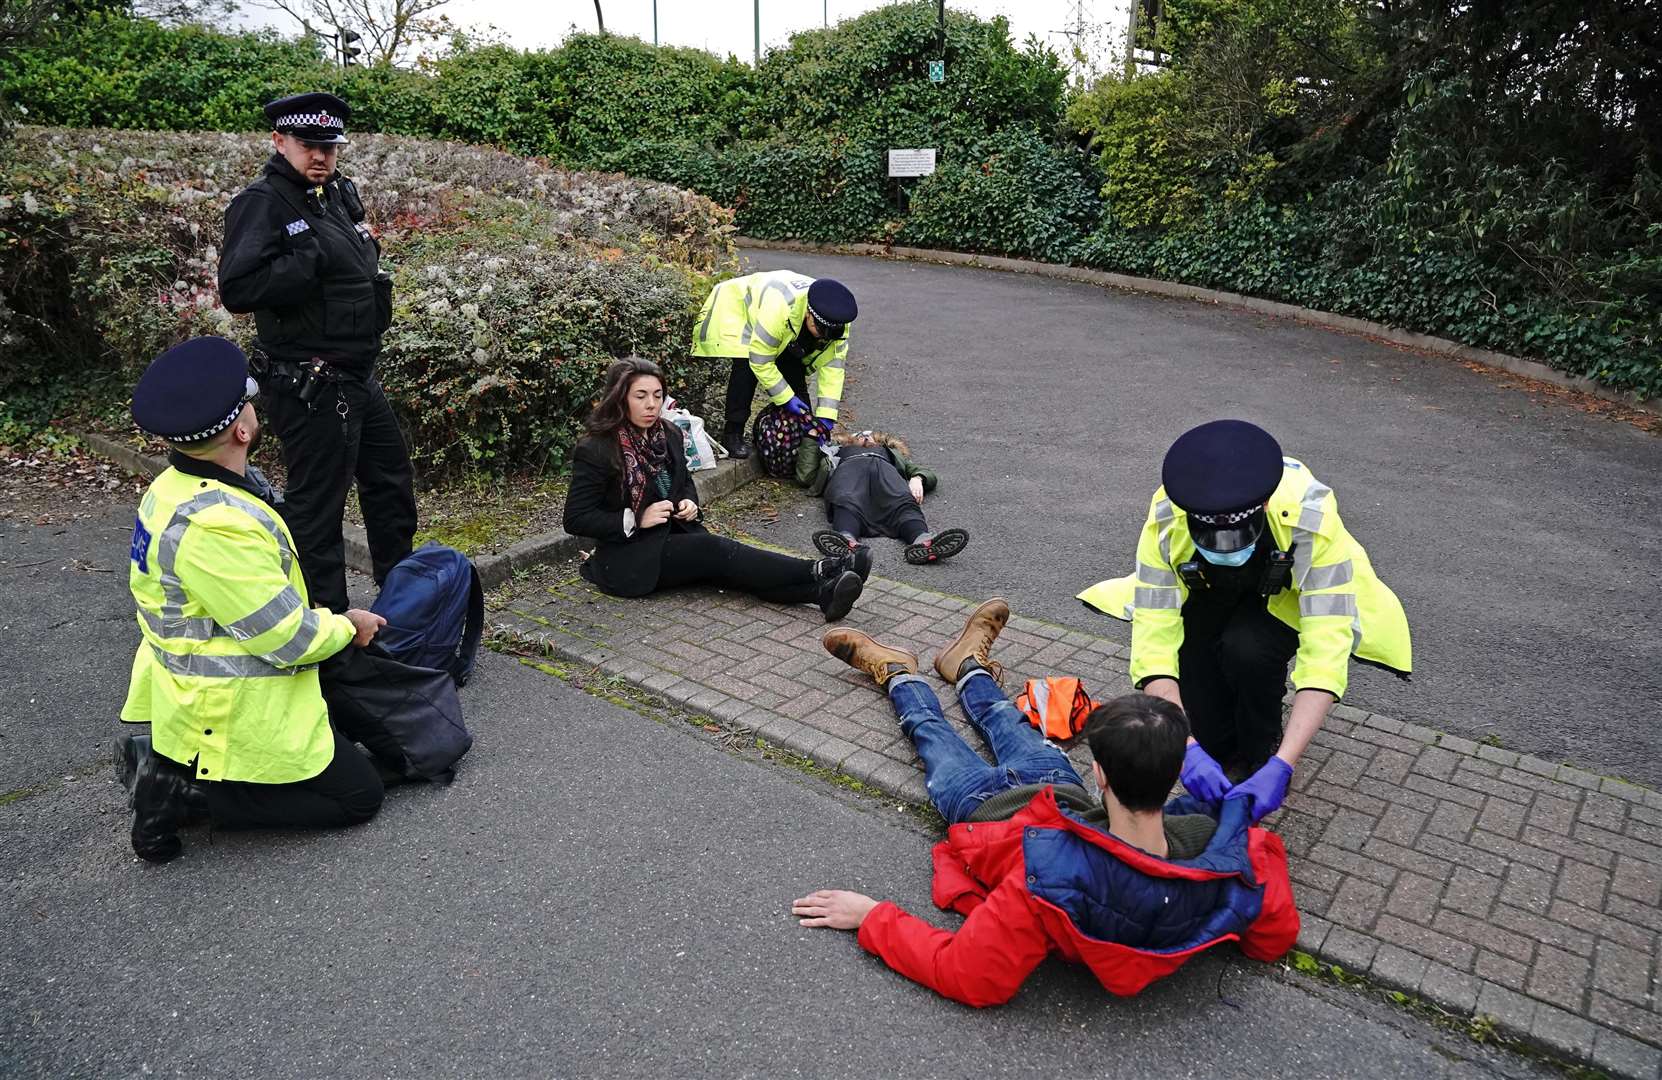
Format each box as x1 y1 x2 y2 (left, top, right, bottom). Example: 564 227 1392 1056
218 92 416 613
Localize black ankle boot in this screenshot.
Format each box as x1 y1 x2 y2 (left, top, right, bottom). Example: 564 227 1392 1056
128 744 206 863
817 569 864 622
725 426 751 460
838 546 872 582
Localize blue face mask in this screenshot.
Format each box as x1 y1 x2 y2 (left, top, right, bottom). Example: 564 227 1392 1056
1195 539 1257 567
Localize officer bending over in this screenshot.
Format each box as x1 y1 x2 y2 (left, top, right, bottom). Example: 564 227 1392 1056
118 337 386 863
1081 419 1412 820
690 270 858 459
218 91 416 613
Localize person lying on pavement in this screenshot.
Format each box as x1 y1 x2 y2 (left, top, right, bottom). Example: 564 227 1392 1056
795 426 969 566
792 598 1299 1005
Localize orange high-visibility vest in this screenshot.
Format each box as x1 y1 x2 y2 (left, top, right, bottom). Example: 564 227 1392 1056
1015 677 1098 740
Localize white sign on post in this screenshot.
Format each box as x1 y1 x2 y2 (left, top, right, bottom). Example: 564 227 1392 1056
887 148 938 178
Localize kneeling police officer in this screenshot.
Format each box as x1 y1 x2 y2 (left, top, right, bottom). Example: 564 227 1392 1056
119 337 387 863
218 91 416 613
1081 420 1412 822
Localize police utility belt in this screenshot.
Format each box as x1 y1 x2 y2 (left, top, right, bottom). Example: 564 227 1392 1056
250 351 346 414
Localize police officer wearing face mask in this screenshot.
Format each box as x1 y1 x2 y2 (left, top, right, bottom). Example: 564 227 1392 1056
1080 420 1412 824
218 91 416 613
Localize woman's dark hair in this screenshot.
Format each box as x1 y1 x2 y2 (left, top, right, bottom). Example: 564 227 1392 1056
1083 693 1191 812
584 357 666 439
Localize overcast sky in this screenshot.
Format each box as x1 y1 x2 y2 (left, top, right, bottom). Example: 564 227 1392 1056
241 0 1132 71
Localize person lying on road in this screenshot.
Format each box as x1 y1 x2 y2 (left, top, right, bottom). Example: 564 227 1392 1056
792 599 1299 1006
795 427 969 566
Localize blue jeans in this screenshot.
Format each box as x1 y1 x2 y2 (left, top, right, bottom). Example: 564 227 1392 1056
888 671 1086 825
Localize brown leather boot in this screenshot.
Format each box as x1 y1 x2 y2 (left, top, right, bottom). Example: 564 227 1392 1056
823 628 918 687
933 598 1011 684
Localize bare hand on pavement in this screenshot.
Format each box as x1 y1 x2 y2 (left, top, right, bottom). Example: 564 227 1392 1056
792 889 878 930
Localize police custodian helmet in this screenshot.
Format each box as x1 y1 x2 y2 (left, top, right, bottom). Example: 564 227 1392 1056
1161 419 1283 553
131 337 259 445
264 91 351 145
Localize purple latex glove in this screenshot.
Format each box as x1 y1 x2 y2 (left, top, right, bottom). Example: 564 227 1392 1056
1180 742 1231 808
1225 756 1294 822
784 396 814 422
813 415 836 440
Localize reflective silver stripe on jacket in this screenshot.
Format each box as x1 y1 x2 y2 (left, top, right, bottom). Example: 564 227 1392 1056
751 321 781 349
1300 593 1357 618
1289 478 1332 588
149 644 309 678
1153 497 1177 567
138 608 224 641
1137 561 1179 588
1134 586 1182 610
1301 559 1354 592
760 278 796 308
1299 591 1363 650
142 488 309 659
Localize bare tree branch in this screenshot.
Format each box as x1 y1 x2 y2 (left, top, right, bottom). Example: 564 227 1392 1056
259 0 451 65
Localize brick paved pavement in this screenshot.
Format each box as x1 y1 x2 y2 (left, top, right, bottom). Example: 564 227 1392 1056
493 572 1662 1079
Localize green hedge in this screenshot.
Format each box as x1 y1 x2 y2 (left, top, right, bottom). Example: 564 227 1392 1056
0 127 738 472
4 3 1657 399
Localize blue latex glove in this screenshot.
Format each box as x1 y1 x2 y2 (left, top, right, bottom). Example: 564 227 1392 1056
1225 756 1294 822
1180 742 1231 808
784 396 814 422
813 415 836 440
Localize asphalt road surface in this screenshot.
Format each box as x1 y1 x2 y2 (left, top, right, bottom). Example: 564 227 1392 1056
1 504 1553 1079
731 249 1662 788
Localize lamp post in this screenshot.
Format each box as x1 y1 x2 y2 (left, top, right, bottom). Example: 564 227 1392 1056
754 0 760 66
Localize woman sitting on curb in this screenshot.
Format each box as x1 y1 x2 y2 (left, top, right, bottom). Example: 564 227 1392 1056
564 358 868 622
794 427 969 566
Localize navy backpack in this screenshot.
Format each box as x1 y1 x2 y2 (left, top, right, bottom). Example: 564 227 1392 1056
370 542 485 687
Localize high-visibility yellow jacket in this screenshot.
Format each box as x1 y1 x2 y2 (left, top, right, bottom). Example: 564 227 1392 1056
690 270 849 420
120 465 355 783
1078 458 1410 699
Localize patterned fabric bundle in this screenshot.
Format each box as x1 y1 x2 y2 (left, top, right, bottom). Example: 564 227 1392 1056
751 404 807 479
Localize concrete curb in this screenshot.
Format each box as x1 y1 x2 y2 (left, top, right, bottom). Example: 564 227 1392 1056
737 236 1660 416
76 431 763 589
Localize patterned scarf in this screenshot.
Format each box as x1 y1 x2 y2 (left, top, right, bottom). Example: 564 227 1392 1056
619 421 672 517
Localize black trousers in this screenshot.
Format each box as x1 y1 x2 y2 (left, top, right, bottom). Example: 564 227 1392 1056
831 505 928 544
723 355 810 433
263 374 417 613
1177 594 1300 772
654 532 818 604
199 732 385 831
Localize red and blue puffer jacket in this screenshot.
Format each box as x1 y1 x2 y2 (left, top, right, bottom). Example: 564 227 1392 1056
856 787 1300 1006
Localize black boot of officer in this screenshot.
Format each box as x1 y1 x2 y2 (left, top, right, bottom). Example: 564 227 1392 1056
115 733 209 864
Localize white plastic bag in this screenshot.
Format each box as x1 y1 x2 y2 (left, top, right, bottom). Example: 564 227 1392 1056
663 398 722 471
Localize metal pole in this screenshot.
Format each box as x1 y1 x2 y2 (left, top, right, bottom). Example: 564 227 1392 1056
653 0 658 45
823 0 827 28
937 0 945 57
754 0 761 65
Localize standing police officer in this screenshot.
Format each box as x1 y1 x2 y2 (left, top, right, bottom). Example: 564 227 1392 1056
218 91 416 613
691 270 858 458
1080 420 1412 822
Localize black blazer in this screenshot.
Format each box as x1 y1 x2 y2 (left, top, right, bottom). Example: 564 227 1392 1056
563 426 704 597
